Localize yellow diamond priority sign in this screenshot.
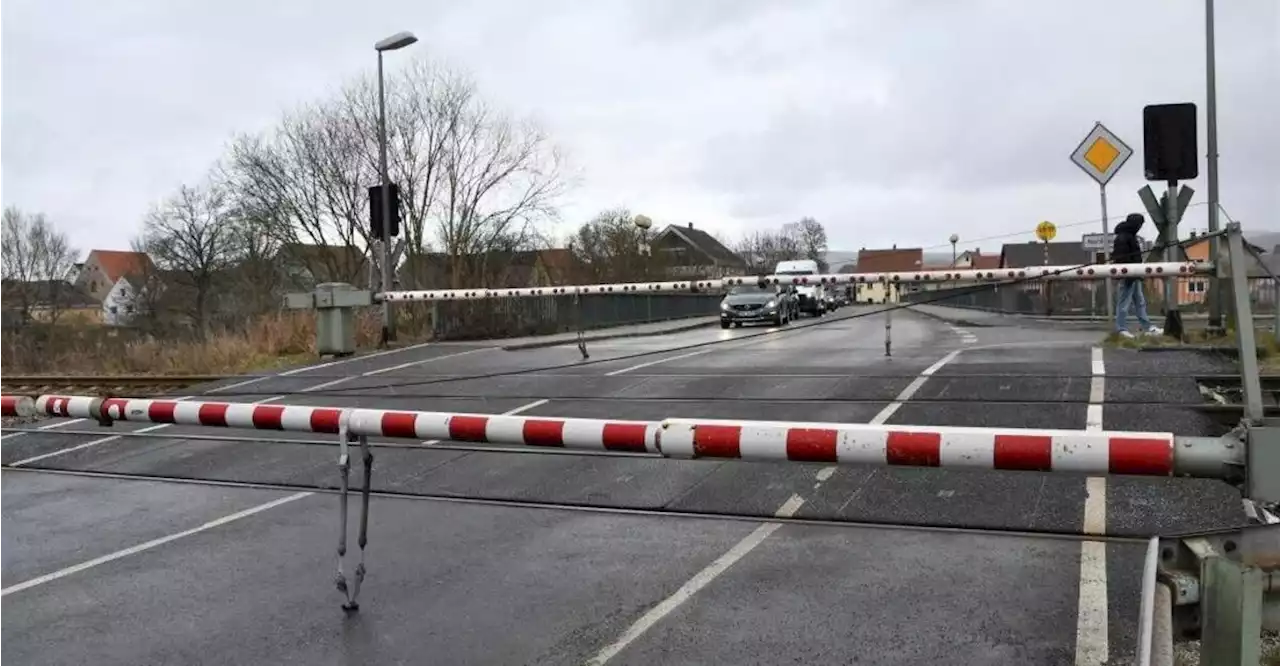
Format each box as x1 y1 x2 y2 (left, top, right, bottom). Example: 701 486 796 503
1070 122 1132 186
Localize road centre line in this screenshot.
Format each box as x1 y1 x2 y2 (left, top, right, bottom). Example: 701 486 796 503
587 493 807 666
588 347 959 664
605 349 715 376
870 349 963 425
1075 347 1109 665
0 492 311 597
7 344 459 466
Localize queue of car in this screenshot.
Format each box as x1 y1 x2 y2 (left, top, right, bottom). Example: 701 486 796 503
718 259 846 329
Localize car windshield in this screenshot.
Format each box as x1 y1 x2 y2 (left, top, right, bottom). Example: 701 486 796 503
728 284 773 295
776 270 816 276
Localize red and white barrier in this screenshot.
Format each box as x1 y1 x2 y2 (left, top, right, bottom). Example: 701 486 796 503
7 394 1195 477
1 396 35 418
31 395 657 453
378 262 1210 302
658 420 1174 476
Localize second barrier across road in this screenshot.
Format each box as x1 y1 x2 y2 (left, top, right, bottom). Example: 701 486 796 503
7 393 1243 479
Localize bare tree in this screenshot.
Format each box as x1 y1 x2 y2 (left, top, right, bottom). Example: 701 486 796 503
735 229 803 274
138 178 240 335
782 217 829 270
1 206 78 324
570 208 661 282
226 56 566 291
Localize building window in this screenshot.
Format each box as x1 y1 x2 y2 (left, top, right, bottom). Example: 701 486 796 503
109 306 118 314
1188 281 1207 293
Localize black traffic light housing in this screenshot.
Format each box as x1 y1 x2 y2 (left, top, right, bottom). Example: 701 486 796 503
1142 103 1198 181
368 184 402 240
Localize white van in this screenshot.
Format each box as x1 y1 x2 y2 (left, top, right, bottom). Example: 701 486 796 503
773 259 826 317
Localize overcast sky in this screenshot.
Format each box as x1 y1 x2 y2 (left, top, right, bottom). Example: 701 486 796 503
3 0 1277 257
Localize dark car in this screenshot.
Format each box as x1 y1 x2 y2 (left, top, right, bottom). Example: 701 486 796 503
720 284 797 328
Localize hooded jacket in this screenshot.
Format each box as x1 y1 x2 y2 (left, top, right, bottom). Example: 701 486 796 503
1112 213 1145 265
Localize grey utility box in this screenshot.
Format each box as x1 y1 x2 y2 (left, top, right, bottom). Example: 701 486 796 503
283 282 374 357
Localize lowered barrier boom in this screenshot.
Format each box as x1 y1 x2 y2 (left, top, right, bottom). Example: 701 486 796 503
377 261 1210 302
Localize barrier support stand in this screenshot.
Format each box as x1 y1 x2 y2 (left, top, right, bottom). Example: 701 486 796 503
335 412 369 612
1157 223 1279 662
884 280 893 358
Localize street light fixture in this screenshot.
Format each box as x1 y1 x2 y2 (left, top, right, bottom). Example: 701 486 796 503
633 214 653 279
374 30 417 345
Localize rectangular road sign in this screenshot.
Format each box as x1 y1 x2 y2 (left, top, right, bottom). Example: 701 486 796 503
1082 233 1115 251
1071 122 1133 186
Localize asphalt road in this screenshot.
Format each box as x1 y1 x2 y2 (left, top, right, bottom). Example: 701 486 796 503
0 305 1248 665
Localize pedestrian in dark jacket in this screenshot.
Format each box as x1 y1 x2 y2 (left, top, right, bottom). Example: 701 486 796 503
1111 213 1162 338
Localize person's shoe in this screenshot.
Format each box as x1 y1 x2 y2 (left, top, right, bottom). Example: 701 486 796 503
1117 330 1136 339
1145 326 1164 336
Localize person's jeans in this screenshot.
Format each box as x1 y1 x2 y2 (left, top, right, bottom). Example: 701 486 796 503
1115 279 1153 332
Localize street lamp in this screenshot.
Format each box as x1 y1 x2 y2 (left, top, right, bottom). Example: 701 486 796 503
949 233 960 288
634 214 653 279
375 30 417 346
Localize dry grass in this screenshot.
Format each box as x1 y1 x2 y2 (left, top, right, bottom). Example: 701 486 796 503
1102 326 1280 357
0 308 421 375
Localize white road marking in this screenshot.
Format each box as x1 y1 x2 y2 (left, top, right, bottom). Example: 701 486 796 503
361 348 489 376
0 492 311 597
9 424 172 467
605 349 714 376
589 348 965 664
502 399 550 415
947 324 978 345
0 420 82 440
587 493 808 665
5 342 439 450
1076 347 1109 664
5 347 455 464
870 349 963 424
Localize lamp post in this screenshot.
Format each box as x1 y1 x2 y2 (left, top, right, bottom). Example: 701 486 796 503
374 30 417 345
949 234 959 289
634 214 653 279
1205 0 1223 331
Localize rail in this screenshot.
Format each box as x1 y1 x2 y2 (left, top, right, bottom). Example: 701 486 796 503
0 375 232 398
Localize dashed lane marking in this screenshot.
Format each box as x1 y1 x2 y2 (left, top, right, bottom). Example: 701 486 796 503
947 323 978 345
586 492 808 666
2 342 441 444
6 345 466 466
0 492 312 597
605 349 715 376
587 346 958 664
870 349 963 425
1075 346 1109 665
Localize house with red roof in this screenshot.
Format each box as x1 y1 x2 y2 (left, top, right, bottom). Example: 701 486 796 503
73 249 157 325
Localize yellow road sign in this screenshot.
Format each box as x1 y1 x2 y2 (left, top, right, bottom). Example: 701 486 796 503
1070 122 1133 186
1035 221 1057 243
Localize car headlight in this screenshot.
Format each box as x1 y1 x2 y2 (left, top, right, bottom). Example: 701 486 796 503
720 302 730 311
765 300 776 308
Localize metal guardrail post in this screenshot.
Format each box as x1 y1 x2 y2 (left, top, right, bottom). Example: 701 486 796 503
1225 223 1265 423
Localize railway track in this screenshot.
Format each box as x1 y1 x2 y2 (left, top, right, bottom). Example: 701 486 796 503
0 374 232 397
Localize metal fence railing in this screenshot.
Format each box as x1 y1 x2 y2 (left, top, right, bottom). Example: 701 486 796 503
903 276 1280 318
409 293 723 341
